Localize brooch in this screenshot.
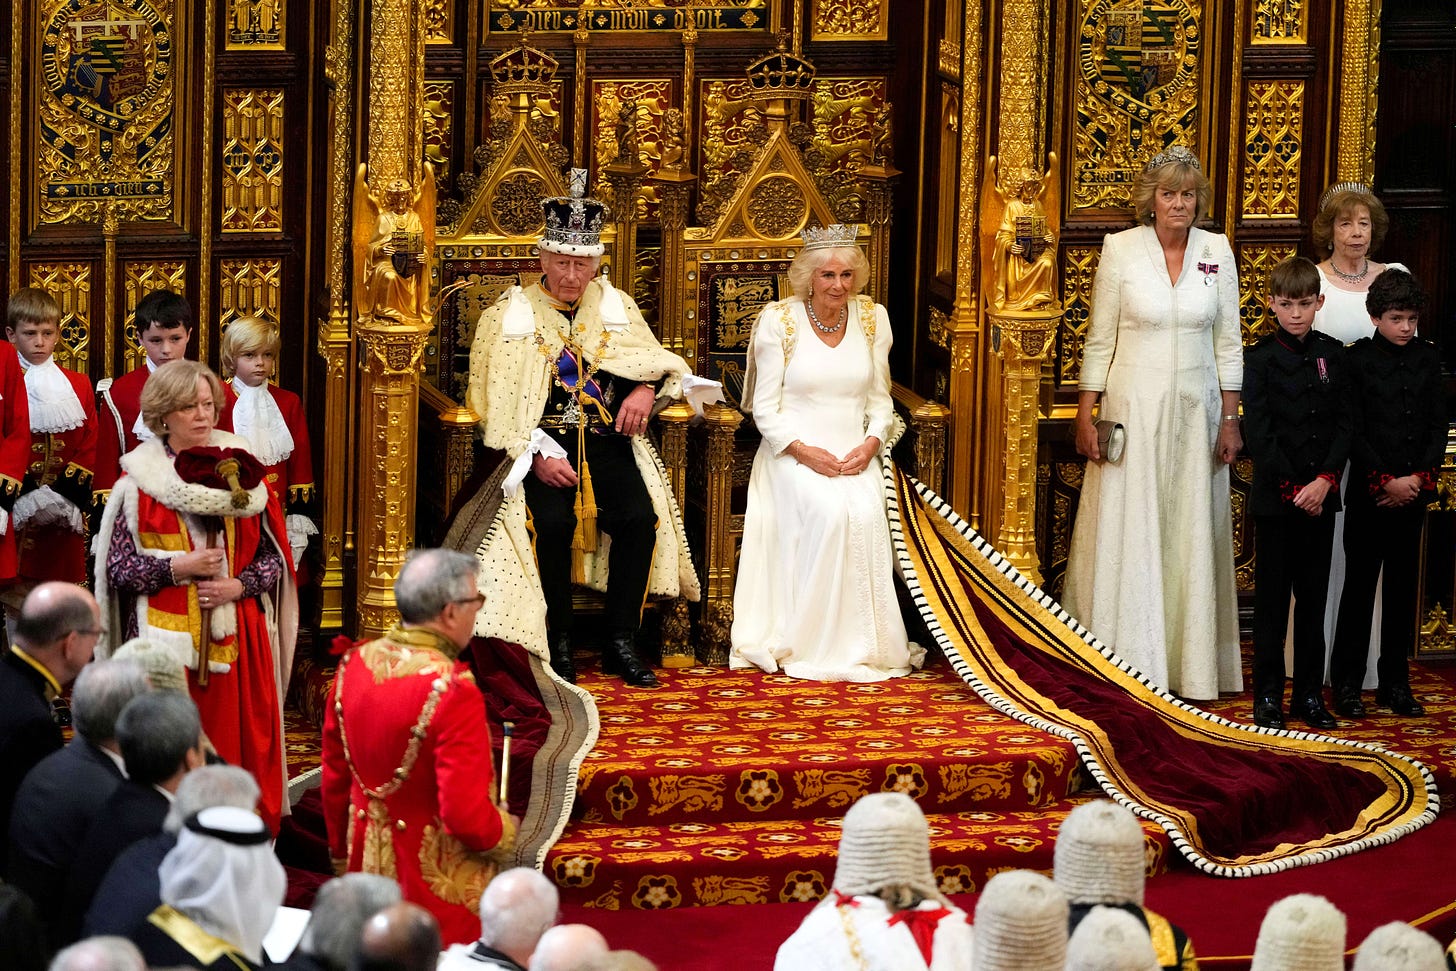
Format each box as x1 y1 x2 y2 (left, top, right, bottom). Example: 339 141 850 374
1196 247 1219 287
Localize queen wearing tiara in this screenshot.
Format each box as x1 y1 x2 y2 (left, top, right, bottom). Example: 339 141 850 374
1063 145 1244 701
729 224 923 682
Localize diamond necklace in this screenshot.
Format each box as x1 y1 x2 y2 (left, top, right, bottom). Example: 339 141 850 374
1328 257 1369 284
806 300 846 334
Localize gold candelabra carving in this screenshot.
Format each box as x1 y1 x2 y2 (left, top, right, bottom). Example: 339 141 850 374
657 400 696 667
698 404 744 665
989 310 1059 584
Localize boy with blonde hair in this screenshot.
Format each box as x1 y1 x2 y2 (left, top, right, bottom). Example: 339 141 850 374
217 317 316 566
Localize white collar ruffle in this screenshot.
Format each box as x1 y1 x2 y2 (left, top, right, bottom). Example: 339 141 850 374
229 378 294 466
19 353 86 433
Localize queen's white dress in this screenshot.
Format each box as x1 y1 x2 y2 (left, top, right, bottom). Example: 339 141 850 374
729 296 922 682
1303 261 1409 688
1063 225 1244 700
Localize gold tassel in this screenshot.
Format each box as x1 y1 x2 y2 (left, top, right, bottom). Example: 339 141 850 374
570 413 599 583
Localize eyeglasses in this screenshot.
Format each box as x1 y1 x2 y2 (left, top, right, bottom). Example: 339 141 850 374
450 592 486 609
74 627 102 638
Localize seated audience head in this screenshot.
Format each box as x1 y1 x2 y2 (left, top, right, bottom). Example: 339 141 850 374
111 636 187 693
0 884 48 971
69 659 148 747
46 936 146 971
1250 894 1345 971
394 548 484 650
602 952 657 971
297 873 403 971
475 867 559 965
116 691 204 789
1064 906 1159 971
163 763 261 834
353 901 442 971
1054 799 1147 906
972 869 1068 971
138 358 224 441
159 806 285 964
1352 921 1445 971
132 289 192 367
831 792 941 910
6 287 63 366
219 316 281 385
528 924 610 971
15 582 101 685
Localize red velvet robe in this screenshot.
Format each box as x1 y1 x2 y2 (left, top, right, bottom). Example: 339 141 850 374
17 365 97 584
322 627 516 946
0 351 30 581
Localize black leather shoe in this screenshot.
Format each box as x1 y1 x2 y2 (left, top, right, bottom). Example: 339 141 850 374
548 633 577 685
1375 685 1425 717
604 633 659 688
1289 694 1337 730
1332 687 1366 719
1252 697 1285 730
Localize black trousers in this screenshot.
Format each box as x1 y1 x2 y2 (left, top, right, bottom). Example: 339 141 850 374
523 429 658 637
1330 499 1424 692
1252 513 1335 700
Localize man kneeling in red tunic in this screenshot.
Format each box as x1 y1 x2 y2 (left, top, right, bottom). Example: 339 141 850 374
322 548 518 946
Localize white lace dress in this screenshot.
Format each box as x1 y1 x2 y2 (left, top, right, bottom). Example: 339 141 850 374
1302 262 1409 688
730 298 921 682
1063 225 1244 700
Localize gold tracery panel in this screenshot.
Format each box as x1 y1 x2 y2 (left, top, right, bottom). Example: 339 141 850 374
1240 80 1303 220
27 263 93 372
218 258 283 332
221 88 286 233
1237 243 1297 343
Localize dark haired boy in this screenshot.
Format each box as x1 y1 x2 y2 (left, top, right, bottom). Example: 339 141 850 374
3 287 96 598
1330 269 1446 718
1242 257 1349 730
92 289 192 508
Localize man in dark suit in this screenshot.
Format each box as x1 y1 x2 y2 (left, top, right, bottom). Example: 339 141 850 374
7 658 148 944
0 582 101 876
63 690 205 929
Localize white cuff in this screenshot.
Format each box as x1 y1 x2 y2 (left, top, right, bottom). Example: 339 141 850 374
12 486 84 534
681 375 725 417
503 429 569 498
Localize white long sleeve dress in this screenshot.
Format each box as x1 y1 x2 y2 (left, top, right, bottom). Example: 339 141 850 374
729 296 922 682
1063 225 1244 700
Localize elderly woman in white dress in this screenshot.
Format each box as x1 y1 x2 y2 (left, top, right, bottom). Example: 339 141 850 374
1307 184 1408 711
1064 146 1243 700
729 225 921 682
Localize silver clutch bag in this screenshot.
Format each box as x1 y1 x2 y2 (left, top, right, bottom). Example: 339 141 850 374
1095 419 1126 463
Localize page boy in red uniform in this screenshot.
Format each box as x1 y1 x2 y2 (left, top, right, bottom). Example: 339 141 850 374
217 317 317 568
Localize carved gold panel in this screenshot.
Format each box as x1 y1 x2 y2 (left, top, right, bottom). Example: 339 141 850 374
425 0 452 44
1237 243 1297 343
226 0 284 49
27 263 93 372
937 84 959 278
1071 0 1208 211
634 246 662 331
1241 80 1303 220
811 0 888 42
221 89 285 233
810 78 888 223
590 79 673 221
218 257 282 332
35 0 185 227
123 261 187 373
1252 0 1305 44
1058 246 1101 385
424 81 455 185
484 3 773 34
929 306 949 351
698 77 760 227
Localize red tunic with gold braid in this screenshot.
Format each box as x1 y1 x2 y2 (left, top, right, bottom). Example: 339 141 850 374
321 627 516 946
16 365 97 585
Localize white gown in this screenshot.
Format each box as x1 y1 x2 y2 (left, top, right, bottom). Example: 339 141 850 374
730 297 922 682
1063 226 1244 700
1300 262 1408 689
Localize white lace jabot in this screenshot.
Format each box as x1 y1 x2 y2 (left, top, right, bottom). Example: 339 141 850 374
230 377 294 466
19 354 86 434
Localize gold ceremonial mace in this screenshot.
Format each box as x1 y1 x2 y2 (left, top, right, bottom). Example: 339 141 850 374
499 721 515 807
195 516 221 689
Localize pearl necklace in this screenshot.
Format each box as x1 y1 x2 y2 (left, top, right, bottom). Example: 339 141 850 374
806 300 846 334
1328 257 1369 285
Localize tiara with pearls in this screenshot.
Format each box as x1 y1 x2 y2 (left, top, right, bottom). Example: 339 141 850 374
800 223 860 252
1144 144 1201 173
1319 181 1373 212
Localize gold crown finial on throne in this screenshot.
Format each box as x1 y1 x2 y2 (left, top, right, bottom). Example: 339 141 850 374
745 32 816 100
489 28 559 99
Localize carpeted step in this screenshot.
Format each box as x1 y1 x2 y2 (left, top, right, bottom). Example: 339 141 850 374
544 793 1174 910
572 660 1087 827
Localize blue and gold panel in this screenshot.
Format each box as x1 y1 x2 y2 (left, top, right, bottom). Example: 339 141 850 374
700 267 787 408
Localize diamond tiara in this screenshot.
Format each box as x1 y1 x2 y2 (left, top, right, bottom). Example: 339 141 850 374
1144 144 1201 173
800 224 859 252
1319 181 1373 212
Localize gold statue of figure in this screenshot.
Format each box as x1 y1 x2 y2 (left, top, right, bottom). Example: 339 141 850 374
352 165 437 324
982 153 1060 312
659 107 685 172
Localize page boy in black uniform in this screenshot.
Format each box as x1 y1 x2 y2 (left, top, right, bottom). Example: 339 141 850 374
1329 269 1446 718
1243 256 1350 730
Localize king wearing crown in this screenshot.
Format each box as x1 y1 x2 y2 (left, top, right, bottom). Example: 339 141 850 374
464 170 700 687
